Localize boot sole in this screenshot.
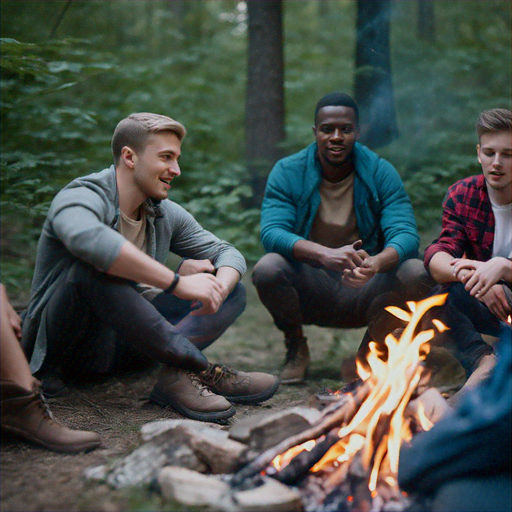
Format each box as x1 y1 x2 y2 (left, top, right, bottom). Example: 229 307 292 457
149 389 236 423
280 376 305 385
221 376 281 405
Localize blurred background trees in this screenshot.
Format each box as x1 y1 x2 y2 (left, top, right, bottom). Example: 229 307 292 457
1 0 511 299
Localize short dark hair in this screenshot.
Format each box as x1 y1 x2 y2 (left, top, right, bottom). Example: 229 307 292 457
314 92 359 126
111 113 186 167
476 109 512 141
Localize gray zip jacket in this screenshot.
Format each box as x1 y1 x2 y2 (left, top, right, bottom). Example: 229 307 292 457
22 166 247 372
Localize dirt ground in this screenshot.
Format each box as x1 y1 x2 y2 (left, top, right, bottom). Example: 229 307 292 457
1 274 370 512
0 274 466 512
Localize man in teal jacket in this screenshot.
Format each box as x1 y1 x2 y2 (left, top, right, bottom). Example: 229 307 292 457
253 92 427 384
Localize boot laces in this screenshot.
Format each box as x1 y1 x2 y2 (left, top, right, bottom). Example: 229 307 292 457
187 372 214 397
201 364 243 387
34 388 55 421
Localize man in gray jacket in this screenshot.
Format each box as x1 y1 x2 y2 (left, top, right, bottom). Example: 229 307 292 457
22 113 279 422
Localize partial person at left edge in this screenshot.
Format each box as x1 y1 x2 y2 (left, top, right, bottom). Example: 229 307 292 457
21 112 279 423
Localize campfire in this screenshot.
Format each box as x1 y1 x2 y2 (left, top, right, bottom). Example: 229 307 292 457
88 294 453 512
230 293 449 511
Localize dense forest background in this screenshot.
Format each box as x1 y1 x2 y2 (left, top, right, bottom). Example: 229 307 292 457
1 0 511 299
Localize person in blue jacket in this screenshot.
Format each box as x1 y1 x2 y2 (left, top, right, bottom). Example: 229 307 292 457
252 92 428 384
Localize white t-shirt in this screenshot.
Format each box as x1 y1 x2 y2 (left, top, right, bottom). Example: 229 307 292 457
491 201 512 258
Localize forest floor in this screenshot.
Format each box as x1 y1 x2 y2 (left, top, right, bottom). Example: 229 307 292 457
0 271 466 512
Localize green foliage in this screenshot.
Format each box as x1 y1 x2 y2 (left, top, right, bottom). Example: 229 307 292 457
1 1 511 295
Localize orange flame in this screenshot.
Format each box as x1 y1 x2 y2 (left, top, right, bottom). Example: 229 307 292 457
269 294 448 498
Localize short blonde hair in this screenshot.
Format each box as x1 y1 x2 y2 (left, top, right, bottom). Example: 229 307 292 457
111 113 186 166
476 109 512 141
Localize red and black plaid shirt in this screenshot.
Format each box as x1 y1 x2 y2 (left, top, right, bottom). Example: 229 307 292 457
424 174 495 267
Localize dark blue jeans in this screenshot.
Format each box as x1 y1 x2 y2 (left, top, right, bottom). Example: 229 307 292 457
429 282 504 376
40 262 246 379
360 282 507 377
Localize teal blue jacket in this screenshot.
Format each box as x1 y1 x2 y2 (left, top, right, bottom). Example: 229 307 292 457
260 142 419 262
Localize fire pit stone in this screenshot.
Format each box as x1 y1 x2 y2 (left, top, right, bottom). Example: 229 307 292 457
229 406 323 453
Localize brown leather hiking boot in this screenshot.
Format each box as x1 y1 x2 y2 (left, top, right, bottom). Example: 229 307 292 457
150 366 235 423
280 336 310 384
0 379 101 454
198 363 280 404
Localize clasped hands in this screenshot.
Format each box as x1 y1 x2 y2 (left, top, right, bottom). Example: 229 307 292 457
451 257 512 322
322 240 377 288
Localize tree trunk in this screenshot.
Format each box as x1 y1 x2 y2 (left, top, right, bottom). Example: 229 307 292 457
245 0 285 207
417 0 436 42
354 0 398 149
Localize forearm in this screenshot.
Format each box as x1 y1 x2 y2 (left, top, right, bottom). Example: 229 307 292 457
216 266 241 294
107 241 175 289
292 239 329 266
371 247 400 273
496 257 512 283
429 252 459 283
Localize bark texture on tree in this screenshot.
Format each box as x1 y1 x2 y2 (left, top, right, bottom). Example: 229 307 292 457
245 0 285 207
418 0 436 42
355 0 399 149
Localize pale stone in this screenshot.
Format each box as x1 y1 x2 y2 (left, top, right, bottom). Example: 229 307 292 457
229 407 322 452
83 464 107 481
233 476 303 512
140 418 222 442
158 466 233 509
106 428 207 488
184 425 247 474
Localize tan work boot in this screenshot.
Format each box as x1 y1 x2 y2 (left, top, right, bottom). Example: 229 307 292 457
280 336 310 384
150 366 235 422
0 379 101 454
198 363 280 404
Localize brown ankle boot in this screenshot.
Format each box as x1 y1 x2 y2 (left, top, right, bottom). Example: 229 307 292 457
280 336 310 384
198 363 280 404
0 379 101 454
150 367 235 423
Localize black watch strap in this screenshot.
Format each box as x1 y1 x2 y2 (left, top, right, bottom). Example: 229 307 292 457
164 273 180 294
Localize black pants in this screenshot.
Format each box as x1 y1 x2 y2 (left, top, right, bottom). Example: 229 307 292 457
252 253 430 334
40 262 246 379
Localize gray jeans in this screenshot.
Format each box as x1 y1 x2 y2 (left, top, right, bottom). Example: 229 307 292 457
252 253 430 335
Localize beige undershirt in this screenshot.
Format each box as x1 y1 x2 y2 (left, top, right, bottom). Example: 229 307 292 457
118 209 161 300
309 172 359 249
118 208 148 253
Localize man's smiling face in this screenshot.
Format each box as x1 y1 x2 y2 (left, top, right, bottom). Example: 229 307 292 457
132 131 182 202
314 106 359 179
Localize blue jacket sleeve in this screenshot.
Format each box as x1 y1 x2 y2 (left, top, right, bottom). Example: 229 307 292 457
374 160 419 261
260 161 304 257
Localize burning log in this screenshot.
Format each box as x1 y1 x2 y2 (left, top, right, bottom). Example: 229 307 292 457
230 380 372 487
270 428 340 485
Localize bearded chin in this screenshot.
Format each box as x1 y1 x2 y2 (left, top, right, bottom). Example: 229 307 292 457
326 152 353 168
485 178 512 191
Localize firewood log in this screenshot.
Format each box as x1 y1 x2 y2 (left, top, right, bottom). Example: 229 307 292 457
229 381 371 488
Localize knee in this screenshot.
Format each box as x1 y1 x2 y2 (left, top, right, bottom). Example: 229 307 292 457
396 258 434 299
252 253 292 290
227 282 247 316
445 281 474 307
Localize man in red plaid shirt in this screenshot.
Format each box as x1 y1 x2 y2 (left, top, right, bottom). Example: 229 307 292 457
424 108 512 405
